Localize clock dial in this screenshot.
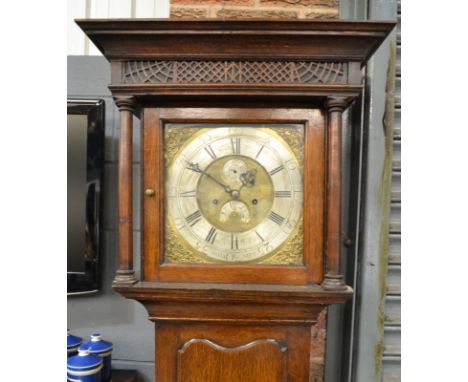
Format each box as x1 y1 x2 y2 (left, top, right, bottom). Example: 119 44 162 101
166 126 303 263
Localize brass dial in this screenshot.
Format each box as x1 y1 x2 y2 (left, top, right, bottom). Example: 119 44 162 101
196 155 274 233
166 127 303 263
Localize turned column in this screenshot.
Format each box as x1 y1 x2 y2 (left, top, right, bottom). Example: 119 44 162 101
113 96 138 286
322 97 348 291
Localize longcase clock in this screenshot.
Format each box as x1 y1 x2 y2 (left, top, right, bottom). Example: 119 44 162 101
78 19 394 382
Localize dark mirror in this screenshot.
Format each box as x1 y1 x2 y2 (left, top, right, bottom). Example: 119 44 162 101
67 99 105 295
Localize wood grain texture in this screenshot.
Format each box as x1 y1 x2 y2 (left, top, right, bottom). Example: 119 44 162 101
76 19 395 63
322 96 347 290
177 339 287 382
115 281 352 303
108 83 364 103
141 107 324 285
77 20 394 102
119 108 133 270
115 281 352 323
114 96 138 285
303 109 325 283
142 108 164 280
156 323 311 382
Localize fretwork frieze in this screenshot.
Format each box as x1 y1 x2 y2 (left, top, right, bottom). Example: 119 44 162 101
123 61 347 85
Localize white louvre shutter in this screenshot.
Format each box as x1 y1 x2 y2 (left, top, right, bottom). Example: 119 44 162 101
382 1 401 381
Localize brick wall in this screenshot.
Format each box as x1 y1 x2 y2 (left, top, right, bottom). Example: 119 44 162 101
170 0 339 19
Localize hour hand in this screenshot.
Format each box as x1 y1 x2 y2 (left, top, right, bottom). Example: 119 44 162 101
240 168 257 188
187 162 232 193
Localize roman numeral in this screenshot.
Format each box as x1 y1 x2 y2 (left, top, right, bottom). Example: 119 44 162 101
231 233 239 250
179 190 196 198
255 230 265 243
205 227 217 244
256 145 264 159
269 165 285 176
185 210 202 226
204 145 217 160
268 211 285 225
275 190 292 198
231 137 241 155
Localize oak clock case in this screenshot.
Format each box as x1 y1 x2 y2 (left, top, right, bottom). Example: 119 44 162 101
77 19 395 382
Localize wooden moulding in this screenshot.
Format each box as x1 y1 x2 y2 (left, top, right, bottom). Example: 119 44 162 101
142 107 325 286
176 338 288 382
107 84 364 103
76 19 395 63
114 281 352 323
77 20 396 101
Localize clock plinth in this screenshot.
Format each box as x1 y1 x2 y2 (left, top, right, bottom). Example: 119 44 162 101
77 19 395 382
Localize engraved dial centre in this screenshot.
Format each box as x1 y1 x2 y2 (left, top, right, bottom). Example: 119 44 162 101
197 155 273 233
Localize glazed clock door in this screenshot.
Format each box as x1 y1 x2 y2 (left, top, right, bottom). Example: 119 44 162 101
142 107 326 285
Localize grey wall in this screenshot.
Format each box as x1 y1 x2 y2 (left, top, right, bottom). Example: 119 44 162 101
67 56 154 382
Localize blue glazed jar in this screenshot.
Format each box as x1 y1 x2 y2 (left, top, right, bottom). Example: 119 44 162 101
67 348 103 382
67 329 82 358
80 333 113 382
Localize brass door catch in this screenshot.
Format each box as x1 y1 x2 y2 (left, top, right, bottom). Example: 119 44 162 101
145 188 155 197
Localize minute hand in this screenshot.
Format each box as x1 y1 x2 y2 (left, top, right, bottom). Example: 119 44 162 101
187 162 232 193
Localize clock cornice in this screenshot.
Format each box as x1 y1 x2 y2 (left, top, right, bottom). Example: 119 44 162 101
76 19 395 63
77 19 395 104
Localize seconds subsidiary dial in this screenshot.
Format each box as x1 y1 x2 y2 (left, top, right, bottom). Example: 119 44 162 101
166 127 303 263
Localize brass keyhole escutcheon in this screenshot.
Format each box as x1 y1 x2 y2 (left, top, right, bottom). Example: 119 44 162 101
145 188 155 197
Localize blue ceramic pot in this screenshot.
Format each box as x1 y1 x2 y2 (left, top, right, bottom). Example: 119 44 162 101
80 333 113 382
67 348 103 382
67 330 82 358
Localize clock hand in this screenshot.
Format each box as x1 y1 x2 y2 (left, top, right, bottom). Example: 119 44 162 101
187 162 232 193
240 168 257 189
